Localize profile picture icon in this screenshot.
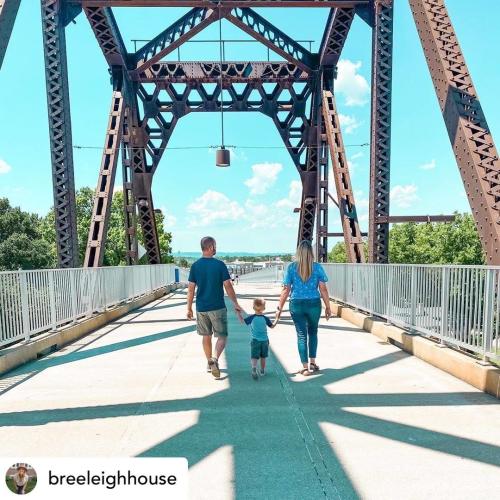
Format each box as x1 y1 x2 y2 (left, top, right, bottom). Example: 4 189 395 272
5 463 37 495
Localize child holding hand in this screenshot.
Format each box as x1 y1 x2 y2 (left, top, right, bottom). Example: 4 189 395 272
240 298 277 380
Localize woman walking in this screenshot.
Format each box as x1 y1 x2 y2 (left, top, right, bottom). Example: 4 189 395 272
276 240 331 375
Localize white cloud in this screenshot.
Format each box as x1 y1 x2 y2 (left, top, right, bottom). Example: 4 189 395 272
351 151 364 160
339 114 361 134
276 180 302 209
187 190 244 227
335 59 370 107
244 163 282 195
0 158 12 174
419 159 436 170
391 184 419 208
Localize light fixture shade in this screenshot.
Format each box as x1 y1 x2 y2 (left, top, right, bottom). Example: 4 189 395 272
216 148 231 167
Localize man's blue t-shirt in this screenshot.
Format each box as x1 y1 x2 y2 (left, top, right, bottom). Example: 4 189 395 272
283 262 328 300
188 257 231 312
244 314 272 341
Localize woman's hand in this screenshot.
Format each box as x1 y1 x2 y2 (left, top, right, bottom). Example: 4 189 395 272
325 306 332 321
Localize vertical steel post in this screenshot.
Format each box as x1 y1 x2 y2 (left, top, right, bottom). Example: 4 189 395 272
368 0 394 263
19 272 30 343
48 271 57 330
41 0 79 268
440 266 450 344
482 269 495 361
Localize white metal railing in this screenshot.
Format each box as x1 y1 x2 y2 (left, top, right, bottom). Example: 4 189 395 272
323 263 500 362
0 264 179 349
237 265 285 283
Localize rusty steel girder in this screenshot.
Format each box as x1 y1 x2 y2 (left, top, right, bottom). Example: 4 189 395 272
134 8 220 74
74 1 369 7
0 0 21 70
323 90 365 263
319 7 355 67
409 0 500 265
134 61 310 84
225 8 315 71
368 0 393 264
84 88 125 267
121 108 139 265
41 0 79 268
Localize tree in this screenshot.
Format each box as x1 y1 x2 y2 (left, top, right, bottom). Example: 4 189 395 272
328 213 484 265
0 198 55 270
41 188 174 266
389 213 484 265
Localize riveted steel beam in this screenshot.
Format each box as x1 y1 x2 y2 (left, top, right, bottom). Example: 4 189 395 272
319 7 355 67
134 8 220 75
134 61 310 83
409 0 500 265
74 1 369 7
41 0 79 268
323 90 365 263
0 0 21 69
84 5 128 67
368 0 393 263
225 8 315 72
84 87 125 267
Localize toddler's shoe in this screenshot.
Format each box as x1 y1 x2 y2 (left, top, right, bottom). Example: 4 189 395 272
251 367 258 380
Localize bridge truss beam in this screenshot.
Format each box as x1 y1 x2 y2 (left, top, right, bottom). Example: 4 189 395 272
409 0 500 265
34 0 497 267
0 0 21 70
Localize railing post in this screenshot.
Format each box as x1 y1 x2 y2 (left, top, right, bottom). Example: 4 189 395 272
19 271 31 343
440 266 450 345
101 268 107 312
482 269 495 362
48 271 57 331
70 270 78 324
385 265 393 324
409 266 417 329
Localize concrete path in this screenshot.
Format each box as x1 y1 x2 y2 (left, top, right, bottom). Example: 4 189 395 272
0 284 499 500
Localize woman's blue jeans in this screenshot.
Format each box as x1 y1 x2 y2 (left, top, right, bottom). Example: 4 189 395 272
290 298 322 364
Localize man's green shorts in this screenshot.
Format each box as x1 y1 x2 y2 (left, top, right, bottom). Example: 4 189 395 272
197 308 228 337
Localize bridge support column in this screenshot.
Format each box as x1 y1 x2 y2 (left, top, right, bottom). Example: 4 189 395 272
84 80 125 267
41 0 79 268
368 0 394 264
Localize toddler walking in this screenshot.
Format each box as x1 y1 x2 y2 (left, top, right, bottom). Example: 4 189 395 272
241 298 276 380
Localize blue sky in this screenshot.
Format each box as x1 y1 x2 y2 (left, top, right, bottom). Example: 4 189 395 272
1 1 499 254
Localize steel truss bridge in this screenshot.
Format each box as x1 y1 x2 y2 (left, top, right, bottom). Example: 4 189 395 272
0 0 499 267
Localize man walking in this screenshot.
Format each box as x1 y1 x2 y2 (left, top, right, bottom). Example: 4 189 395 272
187 236 242 378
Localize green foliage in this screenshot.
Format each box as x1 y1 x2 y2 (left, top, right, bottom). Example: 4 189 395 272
389 213 484 265
0 198 55 270
328 242 348 263
41 188 174 266
328 213 484 265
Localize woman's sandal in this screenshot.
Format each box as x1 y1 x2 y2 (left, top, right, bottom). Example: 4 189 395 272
299 368 311 376
309 362 320 372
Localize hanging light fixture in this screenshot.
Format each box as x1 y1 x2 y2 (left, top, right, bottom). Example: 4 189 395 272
216 4 230 167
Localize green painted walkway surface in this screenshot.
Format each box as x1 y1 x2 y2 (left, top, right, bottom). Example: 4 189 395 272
0 284 499 499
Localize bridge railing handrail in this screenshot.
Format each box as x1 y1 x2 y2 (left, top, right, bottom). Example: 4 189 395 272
0 264 179 349
322 263 499 363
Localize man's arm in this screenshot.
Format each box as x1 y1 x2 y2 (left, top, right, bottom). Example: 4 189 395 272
187 282 196 320
223 279 242 313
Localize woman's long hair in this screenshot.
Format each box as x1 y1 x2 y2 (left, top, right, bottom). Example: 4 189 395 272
296 240 314 282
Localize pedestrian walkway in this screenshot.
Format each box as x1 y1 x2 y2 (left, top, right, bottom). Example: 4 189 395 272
0 284 499 499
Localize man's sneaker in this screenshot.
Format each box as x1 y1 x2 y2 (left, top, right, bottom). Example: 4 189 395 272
251 367 258 380
208 357 220 379
260 369 265 376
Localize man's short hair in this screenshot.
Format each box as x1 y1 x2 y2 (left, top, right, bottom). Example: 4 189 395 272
200 236 216 251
